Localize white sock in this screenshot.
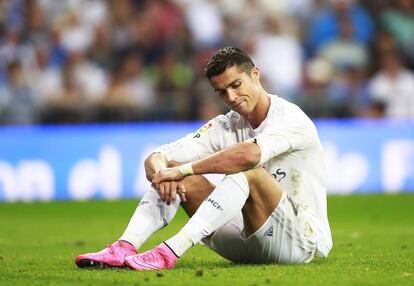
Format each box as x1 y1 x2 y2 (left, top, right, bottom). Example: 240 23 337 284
119 186 180 249
165 231 193 257
166 172 249 256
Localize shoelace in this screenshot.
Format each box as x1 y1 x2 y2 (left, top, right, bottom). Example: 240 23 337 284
107 244 116 255
139 249 165 264
106 242 135 258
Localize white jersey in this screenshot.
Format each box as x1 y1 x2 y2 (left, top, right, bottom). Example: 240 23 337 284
156 94 332 257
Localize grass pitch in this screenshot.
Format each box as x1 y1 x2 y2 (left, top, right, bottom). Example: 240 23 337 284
0 194 413 286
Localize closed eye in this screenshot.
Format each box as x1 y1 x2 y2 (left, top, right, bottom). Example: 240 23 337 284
231 81 241 89
214 80 241 96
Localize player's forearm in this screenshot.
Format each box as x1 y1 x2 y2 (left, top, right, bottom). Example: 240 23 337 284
192 142 261 175
144 152 169 181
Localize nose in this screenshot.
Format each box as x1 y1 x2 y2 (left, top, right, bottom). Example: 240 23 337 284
227 89 238 103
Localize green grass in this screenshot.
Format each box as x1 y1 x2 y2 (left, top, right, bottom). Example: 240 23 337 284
0 194 413 286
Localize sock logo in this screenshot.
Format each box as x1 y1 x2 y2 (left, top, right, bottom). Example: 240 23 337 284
206 198 223 211
157 205 168 227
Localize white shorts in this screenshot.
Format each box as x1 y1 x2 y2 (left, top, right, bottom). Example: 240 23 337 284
201 192 318 264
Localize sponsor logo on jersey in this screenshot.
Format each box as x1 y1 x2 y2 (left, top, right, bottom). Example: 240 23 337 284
271 168 286 182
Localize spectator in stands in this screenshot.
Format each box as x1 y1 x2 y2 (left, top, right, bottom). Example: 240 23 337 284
368 52 414 118
178 0 224 49
0 29 27 76
370 29 399 65
0 60 40 124
106 0 136 53
306 0 375 57
318 15 369 72
251 17 303 99
293 57 339 118
381 0 414 69
1 0 414 124
28 44 62 106
315 13 371 117
88 24 113 70
328 66 370 117
40 61 88 123
96 52 156 122
21 1 49 45
154 52 194 120
63 50 107 104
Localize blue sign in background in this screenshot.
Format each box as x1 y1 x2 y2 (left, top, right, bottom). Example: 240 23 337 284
0 120 413 202
316 120 414 193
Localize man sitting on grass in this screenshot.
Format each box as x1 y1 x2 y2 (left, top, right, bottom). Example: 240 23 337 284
76 47 333 270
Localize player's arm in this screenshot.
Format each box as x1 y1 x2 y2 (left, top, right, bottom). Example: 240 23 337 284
144 152 169 181
152 141 261 184
192 141 260 174
144 152 185 180
145 152 187 203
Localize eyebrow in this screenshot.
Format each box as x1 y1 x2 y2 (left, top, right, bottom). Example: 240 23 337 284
214 79 240 92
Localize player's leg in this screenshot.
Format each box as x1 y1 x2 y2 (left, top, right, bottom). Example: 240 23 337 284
124 168 316 269
205 168 318 264
180 174 216 217
75 175 214 268
241 167 283 236
177 168 283 250
241 190 318 264
75 185 178 268
119 186 181 249
197 167 283 263
179 169 283 263
120 175 215 254
124 170 266 270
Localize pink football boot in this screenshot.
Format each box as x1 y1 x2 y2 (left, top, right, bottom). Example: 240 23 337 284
75 240 137 268
124 243 178 271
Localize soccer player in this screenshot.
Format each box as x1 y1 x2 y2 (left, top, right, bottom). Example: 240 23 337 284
76 47 332 270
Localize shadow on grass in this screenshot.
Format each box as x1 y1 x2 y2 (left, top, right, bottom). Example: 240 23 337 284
177 258 324 270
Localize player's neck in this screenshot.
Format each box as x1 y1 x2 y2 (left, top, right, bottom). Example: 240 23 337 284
246 92 270 129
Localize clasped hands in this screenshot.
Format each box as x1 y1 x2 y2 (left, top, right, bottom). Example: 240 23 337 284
151 166 187 205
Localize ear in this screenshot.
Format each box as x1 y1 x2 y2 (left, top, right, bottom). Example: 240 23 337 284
251 67 260 80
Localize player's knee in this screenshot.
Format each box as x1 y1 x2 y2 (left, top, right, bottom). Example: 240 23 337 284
223 169 263 194
243 167 266 185
182 175 214 194
224 172 249 186
222 172 250 198
180 176 215 217
242 167 282 197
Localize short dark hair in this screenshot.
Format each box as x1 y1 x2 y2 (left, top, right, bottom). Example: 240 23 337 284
204 47 255 79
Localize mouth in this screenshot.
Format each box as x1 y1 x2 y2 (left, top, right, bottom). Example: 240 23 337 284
231 101 243 109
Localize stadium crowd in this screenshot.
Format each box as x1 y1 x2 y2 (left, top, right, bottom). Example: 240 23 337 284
0 0 414 124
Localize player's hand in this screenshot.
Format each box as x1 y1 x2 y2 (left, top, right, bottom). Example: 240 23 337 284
153 181 186 204
152 167 184 184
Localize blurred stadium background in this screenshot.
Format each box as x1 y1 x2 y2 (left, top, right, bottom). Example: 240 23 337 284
0 0 413 202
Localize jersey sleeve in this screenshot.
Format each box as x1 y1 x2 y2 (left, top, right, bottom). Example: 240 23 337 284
153 115 230 163
253 125 315 166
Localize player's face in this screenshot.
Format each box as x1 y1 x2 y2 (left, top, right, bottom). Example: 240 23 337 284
210 66 261 116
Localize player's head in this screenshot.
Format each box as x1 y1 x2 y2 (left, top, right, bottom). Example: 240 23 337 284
205 47 265 117
204 47 255 80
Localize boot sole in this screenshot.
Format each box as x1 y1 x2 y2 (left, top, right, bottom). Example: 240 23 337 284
76 259 126 269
